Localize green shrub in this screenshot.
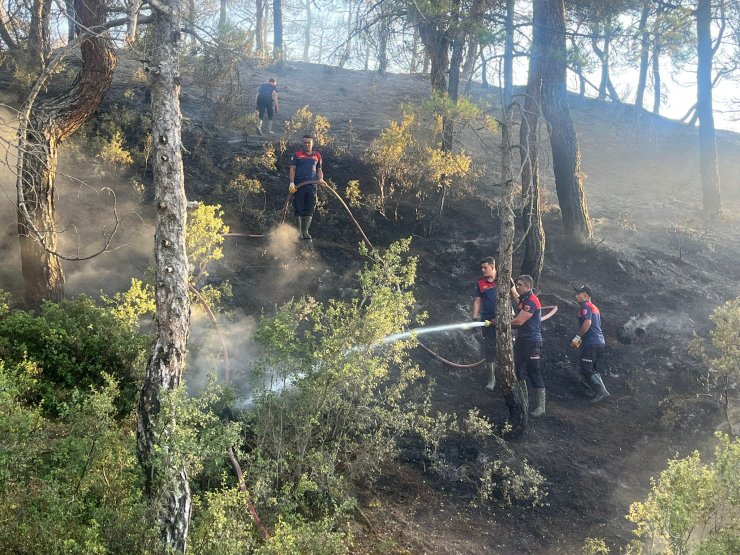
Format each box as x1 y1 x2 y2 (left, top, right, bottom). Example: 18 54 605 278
0 362 159 554
626 432 740 555
0 295 150 414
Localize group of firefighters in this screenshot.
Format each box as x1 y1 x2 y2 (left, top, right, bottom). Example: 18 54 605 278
256 78 612 413
473 257 610 417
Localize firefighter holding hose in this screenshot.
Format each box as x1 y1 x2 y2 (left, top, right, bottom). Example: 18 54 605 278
289 135 324 241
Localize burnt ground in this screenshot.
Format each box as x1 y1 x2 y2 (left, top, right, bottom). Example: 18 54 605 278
2 58 740 553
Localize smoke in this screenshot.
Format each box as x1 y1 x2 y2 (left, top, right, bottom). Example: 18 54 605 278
0 101 22 293
185 309 264 399
0 97 156 298
618 312 695 344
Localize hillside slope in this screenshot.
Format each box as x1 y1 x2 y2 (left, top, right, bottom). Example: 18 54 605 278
2 59 739 553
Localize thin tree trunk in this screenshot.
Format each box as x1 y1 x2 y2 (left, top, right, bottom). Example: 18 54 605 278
303 0 311 61
65 0 76 43
339 5 352 68
520 38 545 283
535 0 592 250
652 7 663 114
410 28 420 72
497 111 527 437
378 10 389 74
17 0 116 307
480 47 488 87
219 0 227 33
136 0 192 550
635 1 650 109
255 0 264 55
696 0 721 217
273 0 283 62
503 0 515 104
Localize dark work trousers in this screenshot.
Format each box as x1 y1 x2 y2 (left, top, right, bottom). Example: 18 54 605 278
514 339 544 389
257 97 274 120
481 325 496 362
293 185 317 217
579 343 606 378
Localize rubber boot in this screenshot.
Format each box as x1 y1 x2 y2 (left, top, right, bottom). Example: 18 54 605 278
301 216 313 240
518 380 529 411
267 119 274 135
590 373 610 403
484 362 496 391
257 119 264 136
531 388 546 417
296 217 303 238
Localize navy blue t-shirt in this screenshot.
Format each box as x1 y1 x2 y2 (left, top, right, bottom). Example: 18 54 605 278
475 278 497 320
257 83 277 100
290 150 322 185
517 290 542 342
578 300 605 346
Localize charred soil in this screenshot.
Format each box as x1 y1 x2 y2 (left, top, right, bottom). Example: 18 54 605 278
3 59 740 554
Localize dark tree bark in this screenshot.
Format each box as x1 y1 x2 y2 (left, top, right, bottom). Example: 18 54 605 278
65 0 76 43
535 0 592 250
273 0 283 62
652 6 663 114
520 35 545 283
497 112 527 437
255 0 264 55
28 0 52 71
696 0 721 217
17 0 116 307
136 0 192 550
378 8 389 74
635 1 651 109
591 20 620 102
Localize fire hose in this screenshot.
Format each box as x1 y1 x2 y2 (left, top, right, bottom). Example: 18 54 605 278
416 305 559 368
223 180 373 249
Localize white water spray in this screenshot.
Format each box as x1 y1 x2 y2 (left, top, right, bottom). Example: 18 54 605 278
379 320 488 344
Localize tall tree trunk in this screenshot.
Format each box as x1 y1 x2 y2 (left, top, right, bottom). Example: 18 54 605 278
378 9 389 74
480 47 488 87
17 0 116 307
497 111 527 437
28 0 52 71
255 0 264 55
410 28 420 72
535 0 592 250
503 0 515 104
696 0 721 217
591 20 619 102
219 0 227 33
651 7 663 114
339 5 353 68
273 0 283 62
302 0 311 61
520 37 545 283
65 0 76 43
635 1 650 109
136 0 192 550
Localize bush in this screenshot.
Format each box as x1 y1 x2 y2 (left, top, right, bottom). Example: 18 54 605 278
0 363 159 553
0 294 150 414
238 239 436 533
626 432 740 555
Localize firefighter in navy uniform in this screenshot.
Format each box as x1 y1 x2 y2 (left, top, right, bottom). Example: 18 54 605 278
511 275 546 416
255 78 278 135
472 257 518 391
289 135 324 240
572 285 610 403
